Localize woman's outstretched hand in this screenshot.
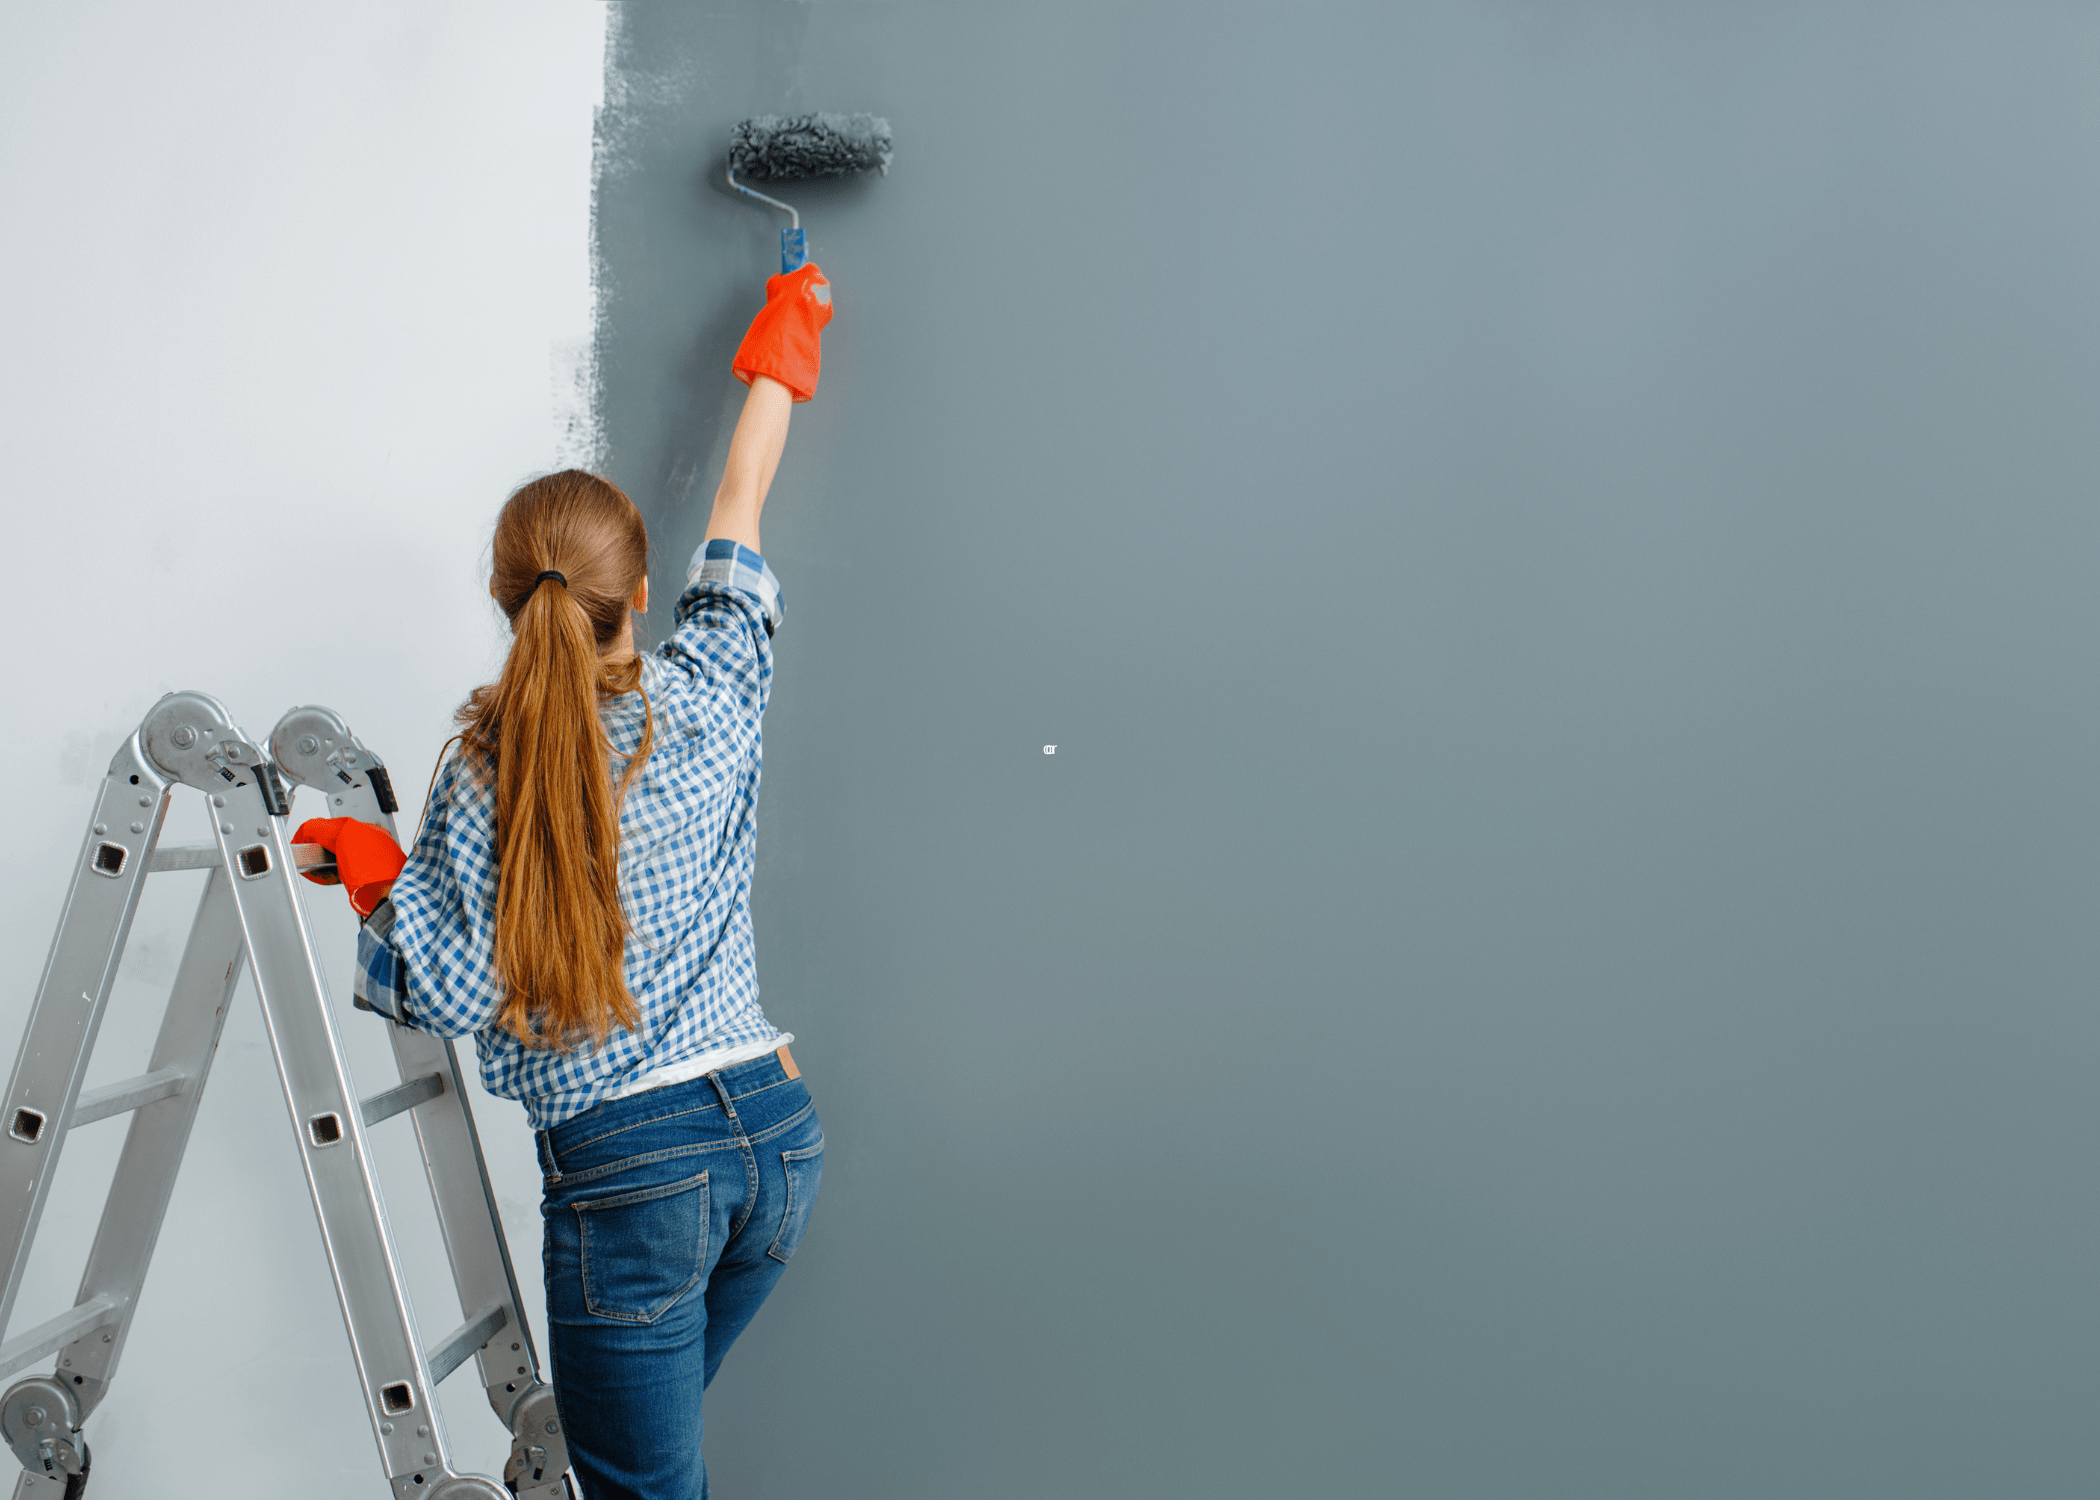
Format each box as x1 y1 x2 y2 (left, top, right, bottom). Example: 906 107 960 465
731 263 832 403
293 817 406 920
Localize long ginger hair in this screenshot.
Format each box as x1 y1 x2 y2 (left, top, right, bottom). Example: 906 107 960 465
455 470 655 1049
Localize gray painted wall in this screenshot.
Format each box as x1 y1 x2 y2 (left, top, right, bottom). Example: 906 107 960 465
593 4 2100 1495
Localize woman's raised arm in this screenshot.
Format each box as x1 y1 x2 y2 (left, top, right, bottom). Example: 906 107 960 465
704 373 792 553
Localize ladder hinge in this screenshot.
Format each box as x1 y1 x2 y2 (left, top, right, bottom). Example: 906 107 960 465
257 763 290 818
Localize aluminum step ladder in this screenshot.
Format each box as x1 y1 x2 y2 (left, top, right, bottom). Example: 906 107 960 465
0 692 572 1499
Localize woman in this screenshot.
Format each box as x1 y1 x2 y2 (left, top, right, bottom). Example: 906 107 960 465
296 263 838 1500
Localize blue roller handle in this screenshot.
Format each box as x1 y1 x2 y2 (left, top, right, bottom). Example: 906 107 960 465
781 227 808 274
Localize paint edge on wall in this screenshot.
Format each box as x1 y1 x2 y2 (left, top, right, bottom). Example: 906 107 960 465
551 335 606 470
584 1 689 477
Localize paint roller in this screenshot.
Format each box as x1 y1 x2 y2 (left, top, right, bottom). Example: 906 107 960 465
726 112 893 273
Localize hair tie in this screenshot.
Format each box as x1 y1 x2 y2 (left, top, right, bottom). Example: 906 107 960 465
534 570 568 590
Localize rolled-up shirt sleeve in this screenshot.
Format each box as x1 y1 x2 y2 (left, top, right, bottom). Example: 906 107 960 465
688 538 782 635
354 899 410 1021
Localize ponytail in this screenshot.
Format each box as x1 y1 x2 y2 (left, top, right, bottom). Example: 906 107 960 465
456 471 654 1049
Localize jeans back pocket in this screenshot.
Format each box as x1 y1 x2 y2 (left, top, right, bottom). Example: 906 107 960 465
768 1139 824 1265
576 1168 710 1322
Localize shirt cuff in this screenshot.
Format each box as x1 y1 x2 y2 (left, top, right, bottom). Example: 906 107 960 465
354 898 410 1022
688 538 784 635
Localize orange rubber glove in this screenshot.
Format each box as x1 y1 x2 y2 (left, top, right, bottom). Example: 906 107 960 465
292 818 407 920
731 263 833 402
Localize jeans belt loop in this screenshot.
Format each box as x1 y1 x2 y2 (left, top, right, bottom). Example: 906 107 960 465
707 1069 744 1138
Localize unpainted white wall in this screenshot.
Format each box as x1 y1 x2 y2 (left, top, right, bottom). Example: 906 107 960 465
0 6 604 1492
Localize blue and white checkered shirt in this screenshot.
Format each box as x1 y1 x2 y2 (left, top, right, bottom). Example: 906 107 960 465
356 539 787 1128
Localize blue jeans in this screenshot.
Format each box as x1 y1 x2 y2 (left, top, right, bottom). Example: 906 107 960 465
536 1053 823 1500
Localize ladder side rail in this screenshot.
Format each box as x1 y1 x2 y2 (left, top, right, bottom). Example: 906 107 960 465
0 734 173 1341
216 792 468 1491
56 867 247 1418
272 707 571 1495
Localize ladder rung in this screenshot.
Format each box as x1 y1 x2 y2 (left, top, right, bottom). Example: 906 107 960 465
71 1069 188 1128
360 1072 445 1127
0 1295 123 1381
428 1303 508 1386
148 844 332 874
